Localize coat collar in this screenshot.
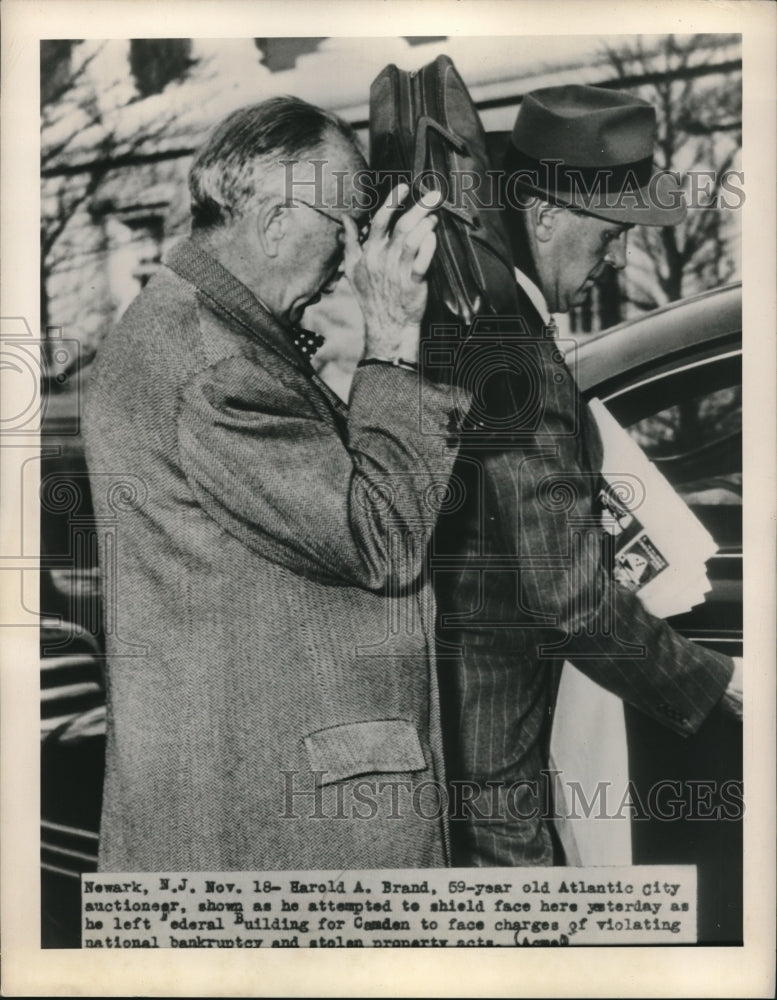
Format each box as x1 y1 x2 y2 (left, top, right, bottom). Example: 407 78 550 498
164 237 305 372
513 266 554 328
165 237 350 422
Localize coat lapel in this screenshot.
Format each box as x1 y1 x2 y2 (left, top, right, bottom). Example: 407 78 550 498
165 239 350 427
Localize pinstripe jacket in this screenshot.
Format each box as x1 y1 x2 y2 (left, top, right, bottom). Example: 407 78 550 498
433 283 734 866
84 238 462 871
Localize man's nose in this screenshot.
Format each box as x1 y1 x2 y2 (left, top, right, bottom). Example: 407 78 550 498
604 232 628 270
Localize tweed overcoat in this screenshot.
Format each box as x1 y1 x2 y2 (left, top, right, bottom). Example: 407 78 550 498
84 238 462 871
433 283 735 866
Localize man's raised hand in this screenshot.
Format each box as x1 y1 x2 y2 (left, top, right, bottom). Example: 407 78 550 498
344 183 439 364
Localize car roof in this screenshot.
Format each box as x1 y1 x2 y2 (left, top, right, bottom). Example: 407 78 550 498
574 282 742 394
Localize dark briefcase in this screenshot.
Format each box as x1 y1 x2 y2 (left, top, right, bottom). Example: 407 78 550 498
369 54 519 335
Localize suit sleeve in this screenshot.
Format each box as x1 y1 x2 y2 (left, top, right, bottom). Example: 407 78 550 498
491 350 734 737
178 355 461 590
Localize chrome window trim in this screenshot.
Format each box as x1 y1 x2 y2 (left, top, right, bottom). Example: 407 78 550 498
599 348 742 403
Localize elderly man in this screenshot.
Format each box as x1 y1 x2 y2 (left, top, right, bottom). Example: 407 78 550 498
434 84 742 866
84 96 463 871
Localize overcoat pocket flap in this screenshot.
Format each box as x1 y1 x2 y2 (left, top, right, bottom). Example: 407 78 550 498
304 719 426 786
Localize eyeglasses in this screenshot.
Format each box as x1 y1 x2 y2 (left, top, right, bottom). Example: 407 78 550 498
289 200 370 246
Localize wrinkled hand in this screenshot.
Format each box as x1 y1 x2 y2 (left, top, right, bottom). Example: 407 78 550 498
343 183 439 364
721 656 743 721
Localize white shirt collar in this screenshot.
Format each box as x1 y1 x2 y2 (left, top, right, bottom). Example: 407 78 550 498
514 266 553 327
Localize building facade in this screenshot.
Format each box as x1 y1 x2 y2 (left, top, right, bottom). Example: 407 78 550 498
41 34 742 393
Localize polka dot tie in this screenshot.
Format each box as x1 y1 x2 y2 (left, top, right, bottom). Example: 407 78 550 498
292 327 326 360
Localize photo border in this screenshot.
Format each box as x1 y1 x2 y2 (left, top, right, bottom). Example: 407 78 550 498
2 1 775 995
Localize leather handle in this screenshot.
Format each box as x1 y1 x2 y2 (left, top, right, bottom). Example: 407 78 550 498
412 115 468 175
411 116 476 227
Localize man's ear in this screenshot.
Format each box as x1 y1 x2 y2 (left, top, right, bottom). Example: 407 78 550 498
533 201 565 244
255 199 286 259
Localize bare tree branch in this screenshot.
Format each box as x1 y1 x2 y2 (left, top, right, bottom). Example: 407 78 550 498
602 34 741 313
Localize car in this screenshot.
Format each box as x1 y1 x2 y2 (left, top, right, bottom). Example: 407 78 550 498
39 281 743 947
576 282 743 946
577 281 742 654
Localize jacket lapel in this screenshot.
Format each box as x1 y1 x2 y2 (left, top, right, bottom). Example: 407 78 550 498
165 239 350 426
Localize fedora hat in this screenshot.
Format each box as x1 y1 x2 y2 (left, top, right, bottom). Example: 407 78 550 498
489 84 686 226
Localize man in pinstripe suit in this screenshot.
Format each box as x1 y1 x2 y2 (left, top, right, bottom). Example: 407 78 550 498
433 85 743 866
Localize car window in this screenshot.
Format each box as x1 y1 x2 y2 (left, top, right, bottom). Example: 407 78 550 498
605 353 742 551
629 383 741 492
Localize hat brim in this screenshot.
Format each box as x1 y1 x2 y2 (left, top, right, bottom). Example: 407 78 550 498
485 131 687 227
